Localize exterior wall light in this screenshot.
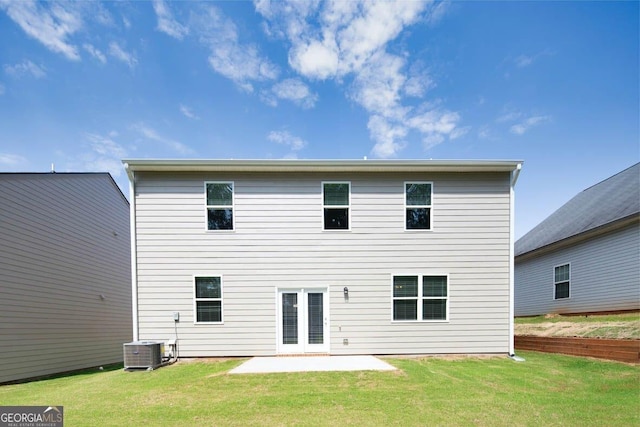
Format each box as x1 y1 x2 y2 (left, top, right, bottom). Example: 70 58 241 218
343 287 349 296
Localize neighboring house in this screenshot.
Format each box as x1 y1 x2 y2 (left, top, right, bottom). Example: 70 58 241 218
0 173 132 383
124 159 523 357
515 163 640 317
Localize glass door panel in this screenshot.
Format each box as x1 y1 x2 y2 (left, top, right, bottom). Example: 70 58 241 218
282 293 298 345
307 293 324 344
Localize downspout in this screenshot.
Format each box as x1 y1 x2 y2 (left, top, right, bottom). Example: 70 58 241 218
124 163 140 342
509 163 522 359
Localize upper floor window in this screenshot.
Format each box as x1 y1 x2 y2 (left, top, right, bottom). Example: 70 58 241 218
405 182 432 230
206 182 233 231
323 182 350 230
392 275 449 321
554 264 570 299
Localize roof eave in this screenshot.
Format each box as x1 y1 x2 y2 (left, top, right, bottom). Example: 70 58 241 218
515 213 640 262
121 159 523 173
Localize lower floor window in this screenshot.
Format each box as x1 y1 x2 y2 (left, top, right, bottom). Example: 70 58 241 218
195 276 223 323
393 275 448 321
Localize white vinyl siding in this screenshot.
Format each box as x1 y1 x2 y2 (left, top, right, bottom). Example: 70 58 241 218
134 171 512 356
515 223 640 316
0 174 131 384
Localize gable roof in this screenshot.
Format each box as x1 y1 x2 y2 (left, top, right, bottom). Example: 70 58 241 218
515 162 640 258
0 172 129 205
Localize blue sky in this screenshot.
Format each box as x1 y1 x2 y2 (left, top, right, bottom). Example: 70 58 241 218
0 0 637 238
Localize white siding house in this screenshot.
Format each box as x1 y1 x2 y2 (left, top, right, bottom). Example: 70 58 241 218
125 159 522 357
515 163 640 316
0 173 132 383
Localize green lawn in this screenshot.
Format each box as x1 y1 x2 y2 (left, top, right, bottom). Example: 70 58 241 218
514 312 640 324
515 312 640 339
1 352 638 426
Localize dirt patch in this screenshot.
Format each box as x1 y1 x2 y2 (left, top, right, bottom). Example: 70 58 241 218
515 321 640 339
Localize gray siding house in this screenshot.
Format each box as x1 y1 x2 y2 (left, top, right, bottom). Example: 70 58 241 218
515 163 640 316
0 173 132 383
125 159 522 357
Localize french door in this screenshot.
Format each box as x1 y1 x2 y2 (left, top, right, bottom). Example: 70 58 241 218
277 288 329 354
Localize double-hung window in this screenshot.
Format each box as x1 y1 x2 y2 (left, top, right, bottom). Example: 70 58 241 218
554 264 570 299
323 182 350 230
206 182 233 230
194 276 223 323
405 182 432 230
392 275 448 321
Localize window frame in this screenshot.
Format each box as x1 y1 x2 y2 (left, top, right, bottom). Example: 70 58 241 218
204 181 234 232
193 275 224 324
321 181 351 231
391 273 449 322
553 263 571 300
404 181 433 231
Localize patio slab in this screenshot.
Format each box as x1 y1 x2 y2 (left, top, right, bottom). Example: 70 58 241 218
229 355 397 374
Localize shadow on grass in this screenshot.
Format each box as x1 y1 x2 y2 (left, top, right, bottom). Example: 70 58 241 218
2 363 124 386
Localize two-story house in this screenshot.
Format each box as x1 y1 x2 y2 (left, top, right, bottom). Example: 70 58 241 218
124 159 522 357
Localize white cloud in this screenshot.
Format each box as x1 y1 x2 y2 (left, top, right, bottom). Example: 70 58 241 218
266 0 427 79
477 125 491 140
179 104 199 120
109 42 137 69
131 122 194 155
368 115 407 158
406 108 462 148
496 110 522 123
271 78 318 108
85 133 127 158
422 133 444 150
257 0 461 158
4 60 46 78
0 153 27 166
289 40 340 80
510 115 551 135
350 52 407 119
83 43 107 64
152 0 188 40
193 4 278 92
0 0 82 60
450 125 471 140
515 55 533 68
514 49 554 68
268 130 307 151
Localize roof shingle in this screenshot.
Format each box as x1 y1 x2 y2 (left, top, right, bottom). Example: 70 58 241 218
515 163 640 256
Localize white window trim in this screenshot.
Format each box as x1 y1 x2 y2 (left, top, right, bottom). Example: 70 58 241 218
193 274 224 324
321 181 351 231
404 181 433 231
204 181 235 232
553 263 571 300
390 273 450 323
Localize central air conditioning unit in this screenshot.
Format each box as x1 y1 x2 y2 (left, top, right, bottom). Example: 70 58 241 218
123 341 164 370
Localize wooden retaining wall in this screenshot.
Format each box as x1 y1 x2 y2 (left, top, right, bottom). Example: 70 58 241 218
515 336 640 364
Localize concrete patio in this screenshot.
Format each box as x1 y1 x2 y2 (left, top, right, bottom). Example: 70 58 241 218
229 355 397 374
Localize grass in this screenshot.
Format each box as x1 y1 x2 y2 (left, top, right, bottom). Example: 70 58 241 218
1 352 638 426
514 312 640 324
515 312 640 339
